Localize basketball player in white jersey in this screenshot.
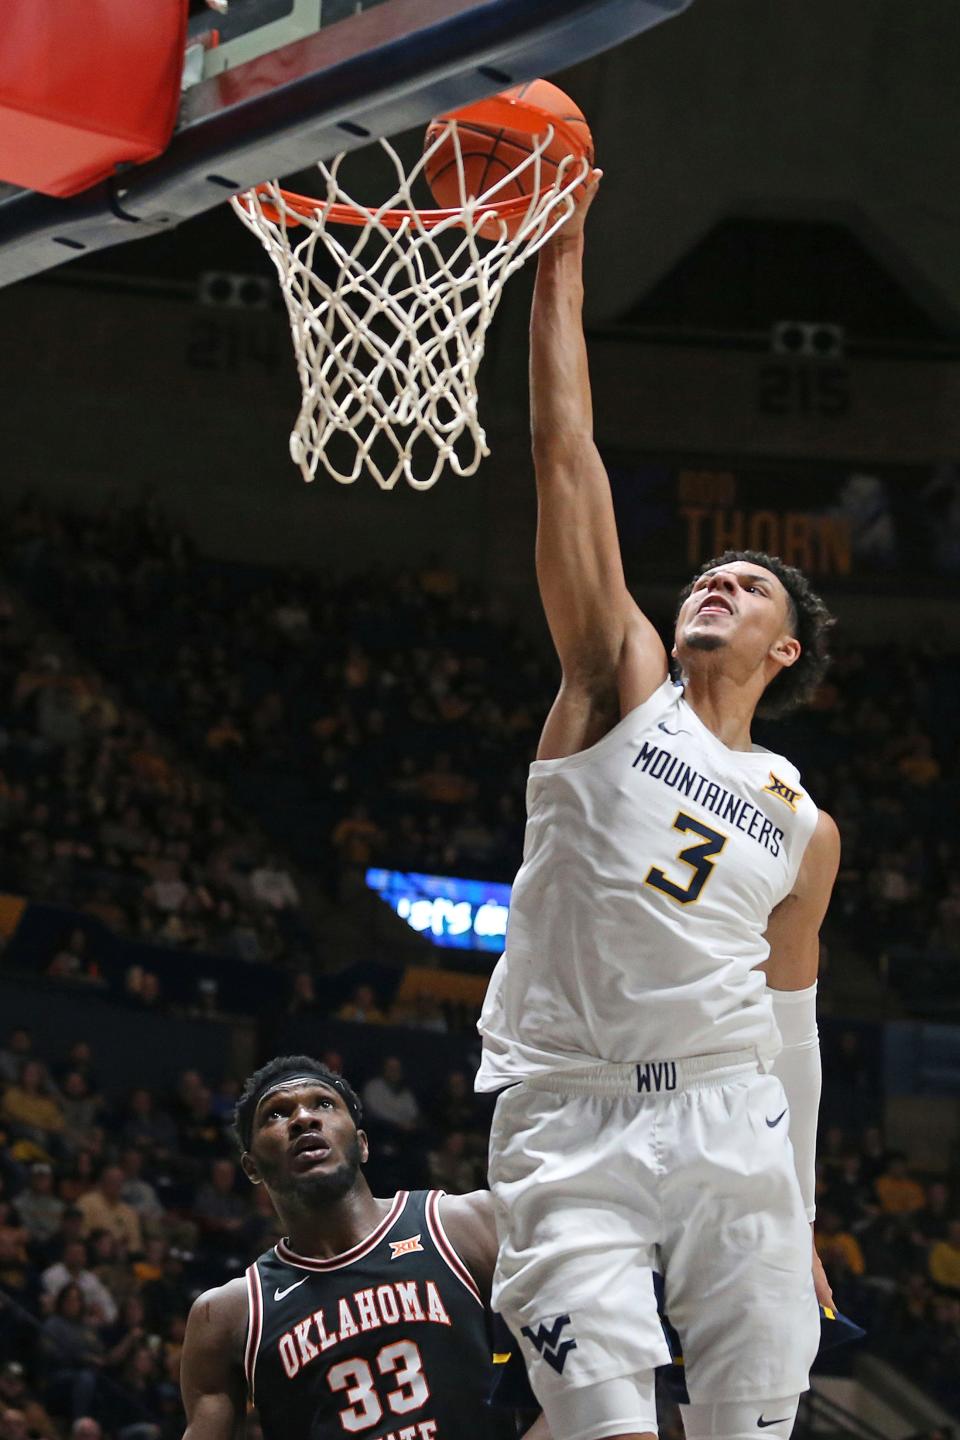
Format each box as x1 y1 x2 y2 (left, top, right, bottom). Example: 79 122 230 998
476 174 841 1440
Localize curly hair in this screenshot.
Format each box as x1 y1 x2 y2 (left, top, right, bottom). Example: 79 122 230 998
233 1054 363 1154
676 550 835 718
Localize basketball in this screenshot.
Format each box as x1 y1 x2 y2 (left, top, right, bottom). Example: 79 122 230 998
423 79 594 231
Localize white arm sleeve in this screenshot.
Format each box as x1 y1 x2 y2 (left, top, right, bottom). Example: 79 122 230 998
769 981 821 1222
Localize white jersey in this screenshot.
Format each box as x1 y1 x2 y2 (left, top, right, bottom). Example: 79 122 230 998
476 678 819 1089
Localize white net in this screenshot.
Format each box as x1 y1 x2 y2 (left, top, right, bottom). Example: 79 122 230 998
231 119 590 490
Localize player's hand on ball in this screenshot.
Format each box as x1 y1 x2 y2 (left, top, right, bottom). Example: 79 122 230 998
554 168 602 241
812 1236 834 1309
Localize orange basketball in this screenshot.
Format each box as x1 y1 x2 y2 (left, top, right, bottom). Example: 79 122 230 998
423 79 594 234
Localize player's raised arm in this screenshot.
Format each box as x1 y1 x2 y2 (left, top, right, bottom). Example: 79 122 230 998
531 175 667 760
180 1281 248 1440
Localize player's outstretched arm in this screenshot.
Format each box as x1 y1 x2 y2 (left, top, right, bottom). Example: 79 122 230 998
532 175 667 761
180 1280 248 1440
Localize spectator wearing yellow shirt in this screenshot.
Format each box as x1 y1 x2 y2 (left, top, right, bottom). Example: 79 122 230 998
418 752 476 806
131 1236 167 1288
75 1166 143 1254
1 1060 64 1158
929 1220 960 1295
875 1153 926 1216
815 1208 866 1279
335 983 387 1025
897 732 941 788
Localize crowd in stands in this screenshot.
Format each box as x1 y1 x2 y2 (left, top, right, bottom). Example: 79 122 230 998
0 563 311 972
0 1016 958 1438
1 498 546 893
814 1131 960 1413
778 645 960 1007
2 494 959 1020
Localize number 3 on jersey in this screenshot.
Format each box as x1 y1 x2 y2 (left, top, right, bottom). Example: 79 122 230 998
644 812 727 905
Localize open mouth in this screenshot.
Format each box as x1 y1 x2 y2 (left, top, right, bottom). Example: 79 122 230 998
697 596 733 616
291 1132 331 1164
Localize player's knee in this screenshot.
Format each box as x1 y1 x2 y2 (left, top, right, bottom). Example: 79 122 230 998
538 1373 658 1440
680 1395 800 1440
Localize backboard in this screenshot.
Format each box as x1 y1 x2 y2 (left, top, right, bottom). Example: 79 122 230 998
0 0 692 288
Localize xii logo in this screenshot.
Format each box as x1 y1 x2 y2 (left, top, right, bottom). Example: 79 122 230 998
389 1235 424 1259
763 773 801 812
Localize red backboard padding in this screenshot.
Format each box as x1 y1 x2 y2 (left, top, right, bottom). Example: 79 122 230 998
0 0 189 198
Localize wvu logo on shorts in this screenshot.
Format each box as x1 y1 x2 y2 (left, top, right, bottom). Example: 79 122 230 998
521 1314 577 1375
637 1061 677 1093
763 773 801 812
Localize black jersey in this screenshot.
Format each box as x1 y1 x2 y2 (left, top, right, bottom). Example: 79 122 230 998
244 1190 511 1440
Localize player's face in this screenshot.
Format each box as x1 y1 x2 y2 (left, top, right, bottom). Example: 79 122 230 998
243 1081 368 1205
674 562 796 671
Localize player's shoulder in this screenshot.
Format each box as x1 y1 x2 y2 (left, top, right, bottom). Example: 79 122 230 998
796 809 841 894
437 1189 497 1297
190 1274 250 1318
181 1278 249 1397
186 1276 250 1353
809 808 841 860
438 1187 494 1233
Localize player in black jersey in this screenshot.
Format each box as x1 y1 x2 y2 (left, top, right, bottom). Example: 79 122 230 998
179 1056 528 1440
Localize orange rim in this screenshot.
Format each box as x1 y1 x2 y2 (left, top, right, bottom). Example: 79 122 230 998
249 92 593 231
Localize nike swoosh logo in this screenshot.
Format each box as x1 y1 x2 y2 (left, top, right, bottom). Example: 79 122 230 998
757 1419 790 1429
658 722 690 735
274 1278 308 1301
765 1108 788 1128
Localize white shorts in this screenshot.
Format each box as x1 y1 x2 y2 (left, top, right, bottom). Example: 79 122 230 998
487 1053 819 1409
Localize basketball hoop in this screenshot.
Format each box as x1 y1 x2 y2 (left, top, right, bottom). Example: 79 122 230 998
231 88 593 491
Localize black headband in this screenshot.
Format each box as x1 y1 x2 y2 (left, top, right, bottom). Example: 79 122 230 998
240 1070 363 1151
